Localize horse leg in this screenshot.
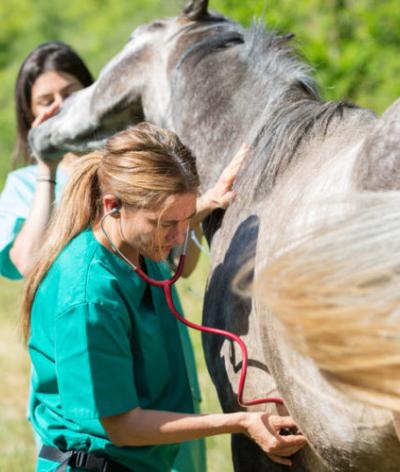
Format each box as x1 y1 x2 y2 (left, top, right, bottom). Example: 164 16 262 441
232 434 284 472
232 434 309 472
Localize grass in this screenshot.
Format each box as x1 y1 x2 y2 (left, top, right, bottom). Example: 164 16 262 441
0 279 35 471
0 253 233 471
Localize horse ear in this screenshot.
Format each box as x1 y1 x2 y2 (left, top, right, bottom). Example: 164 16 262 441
282 33 296 41
182 0 210 21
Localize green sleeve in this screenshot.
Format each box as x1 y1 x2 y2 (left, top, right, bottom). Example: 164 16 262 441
55 302 138 419
0 217 24 280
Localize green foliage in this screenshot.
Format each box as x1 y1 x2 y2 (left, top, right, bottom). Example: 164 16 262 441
0 279 35 471
0 0 399 186
213 0 400 111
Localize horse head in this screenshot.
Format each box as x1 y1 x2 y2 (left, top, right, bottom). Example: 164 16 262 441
28 0 229 161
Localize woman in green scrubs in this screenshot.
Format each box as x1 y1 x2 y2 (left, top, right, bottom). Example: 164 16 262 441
21 123 306 472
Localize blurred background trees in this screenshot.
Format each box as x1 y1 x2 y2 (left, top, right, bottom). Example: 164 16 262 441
0 0 399 186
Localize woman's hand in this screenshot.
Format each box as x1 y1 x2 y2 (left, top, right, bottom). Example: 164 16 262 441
31 101 61 129
31 101 62 170
195 143 251 221
9 100 64 275
243 413 307 467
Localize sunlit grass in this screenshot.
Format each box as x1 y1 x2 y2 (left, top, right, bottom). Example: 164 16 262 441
177 254 233 472
0 279 35 471
0 253 232 471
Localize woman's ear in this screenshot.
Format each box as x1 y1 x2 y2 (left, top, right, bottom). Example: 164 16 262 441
102 194 122 216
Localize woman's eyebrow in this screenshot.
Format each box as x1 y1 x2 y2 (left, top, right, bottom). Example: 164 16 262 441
35 93 53 101
60 82 81 93
161 212 196 224
36 83 80 100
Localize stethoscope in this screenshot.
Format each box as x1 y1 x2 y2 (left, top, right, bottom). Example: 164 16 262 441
100 208 283 407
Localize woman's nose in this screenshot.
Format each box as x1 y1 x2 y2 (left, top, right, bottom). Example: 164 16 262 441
166 222 188 245
54 95 64 107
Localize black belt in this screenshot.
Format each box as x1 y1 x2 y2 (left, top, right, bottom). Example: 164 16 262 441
39 445 132 472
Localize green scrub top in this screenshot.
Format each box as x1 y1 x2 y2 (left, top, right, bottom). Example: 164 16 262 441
29 228 205 472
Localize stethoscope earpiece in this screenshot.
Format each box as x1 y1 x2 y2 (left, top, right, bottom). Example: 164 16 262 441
110 207 121 218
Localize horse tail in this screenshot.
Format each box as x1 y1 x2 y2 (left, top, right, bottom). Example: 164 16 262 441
254 191 400 412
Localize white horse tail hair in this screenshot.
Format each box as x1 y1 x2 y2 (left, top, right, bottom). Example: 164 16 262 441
254 191 400 412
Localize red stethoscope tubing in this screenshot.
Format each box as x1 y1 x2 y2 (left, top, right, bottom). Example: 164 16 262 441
135 254 284 407
101 211 284 407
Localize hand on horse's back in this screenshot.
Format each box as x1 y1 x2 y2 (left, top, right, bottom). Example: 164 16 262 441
219 142 251 204
198 143 251 213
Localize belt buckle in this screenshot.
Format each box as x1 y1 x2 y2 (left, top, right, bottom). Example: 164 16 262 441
73 451 88 468
73 451 108 471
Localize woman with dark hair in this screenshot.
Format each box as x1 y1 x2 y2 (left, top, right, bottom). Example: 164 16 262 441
13 41 94 167
0 41 94 279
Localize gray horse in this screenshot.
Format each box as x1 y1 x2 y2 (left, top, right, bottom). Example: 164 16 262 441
30 1 400 470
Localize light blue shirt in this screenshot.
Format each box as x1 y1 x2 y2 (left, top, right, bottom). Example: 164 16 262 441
0 165 68 279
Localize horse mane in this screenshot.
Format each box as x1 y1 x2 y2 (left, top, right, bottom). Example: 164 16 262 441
242 22 318 98
173 19 368 198
250 98 361 198
241 24 365 198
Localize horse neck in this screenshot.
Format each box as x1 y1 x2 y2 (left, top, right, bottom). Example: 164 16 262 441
168 24 319 191
249 107 392 462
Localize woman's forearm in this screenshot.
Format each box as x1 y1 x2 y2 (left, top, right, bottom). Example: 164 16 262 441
101 407 306 467
102 408 246 447
9 162 57 276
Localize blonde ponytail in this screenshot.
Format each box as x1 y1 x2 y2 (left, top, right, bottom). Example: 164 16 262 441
21 151 103 341
21 123 199 343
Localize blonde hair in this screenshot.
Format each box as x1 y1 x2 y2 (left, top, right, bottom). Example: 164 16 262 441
21 122 199 341
254 192 400 412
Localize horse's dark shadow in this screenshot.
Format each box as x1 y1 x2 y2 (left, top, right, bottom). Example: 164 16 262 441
202 215 260 393
203 215 294 471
